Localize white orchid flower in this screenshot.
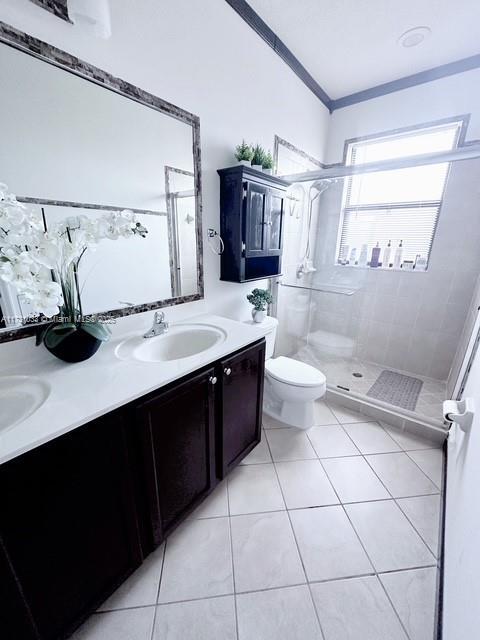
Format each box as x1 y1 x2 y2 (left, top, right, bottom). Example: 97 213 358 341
0 184 147 321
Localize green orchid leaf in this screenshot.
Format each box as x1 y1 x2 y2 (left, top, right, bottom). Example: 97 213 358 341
35 322 53 347
81 321 111 342
44 323 78 349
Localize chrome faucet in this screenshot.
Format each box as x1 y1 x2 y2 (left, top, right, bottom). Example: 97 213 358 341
143 311 169 338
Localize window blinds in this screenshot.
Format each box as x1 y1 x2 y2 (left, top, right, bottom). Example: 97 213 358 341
337 121 462 267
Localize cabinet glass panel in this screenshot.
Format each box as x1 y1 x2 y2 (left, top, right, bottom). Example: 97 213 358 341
246 184 266 253
268 191 284 253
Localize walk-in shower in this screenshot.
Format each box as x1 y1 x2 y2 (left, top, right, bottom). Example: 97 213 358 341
274 128 480 431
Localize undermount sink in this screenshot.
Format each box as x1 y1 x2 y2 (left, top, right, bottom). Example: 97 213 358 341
0 375 51 432
115 323 227 363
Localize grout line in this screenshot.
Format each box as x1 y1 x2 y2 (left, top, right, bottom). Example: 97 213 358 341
314 451 416 639
98 564 441 612
149 542 167 639
151 591 236 607
377 564 438 576
266 435 326 640
404 450 442 489
96 603 157 614
337 501 414 639
357 452 438 563
394 497 440 559
191 491 442 521
376 574 414 640
226 475 240 640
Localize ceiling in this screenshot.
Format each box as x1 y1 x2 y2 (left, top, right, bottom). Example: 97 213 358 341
247 0 480 100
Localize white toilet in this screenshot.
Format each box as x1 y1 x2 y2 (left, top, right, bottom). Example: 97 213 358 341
262 317 326 430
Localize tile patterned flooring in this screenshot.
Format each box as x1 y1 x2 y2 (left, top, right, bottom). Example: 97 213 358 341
297 345 448 424
72 401 443 640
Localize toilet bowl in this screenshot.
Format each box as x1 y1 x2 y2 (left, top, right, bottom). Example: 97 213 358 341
259 317 327 430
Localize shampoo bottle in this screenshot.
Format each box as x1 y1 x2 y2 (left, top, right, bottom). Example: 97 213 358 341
349 247 357 265
415 255 427 271
370 242 381 268
341 244 349 265
393 240 403 269
358 244 368 267
383 240 392 268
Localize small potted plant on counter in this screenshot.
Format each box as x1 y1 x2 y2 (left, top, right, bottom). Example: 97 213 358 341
247 287 273 323
235 140 253 166
0 182 148 363
251 144 266 171
263 150 274 175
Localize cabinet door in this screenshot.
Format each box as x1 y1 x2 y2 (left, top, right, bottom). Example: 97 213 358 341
245 182 268 257
0 411 142 640
0 537 38 640
219 340 265 476
137 368 217 545
265 188 285 255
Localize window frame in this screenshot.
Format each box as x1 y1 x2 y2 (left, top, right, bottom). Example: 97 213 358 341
335 115 469 271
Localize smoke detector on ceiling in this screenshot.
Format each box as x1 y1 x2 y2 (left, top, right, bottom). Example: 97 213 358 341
398 26 431 48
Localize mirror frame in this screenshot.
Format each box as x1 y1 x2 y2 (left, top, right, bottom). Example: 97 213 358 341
0 22 204 343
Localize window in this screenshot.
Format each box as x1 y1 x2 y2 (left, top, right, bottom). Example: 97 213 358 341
337 120 463 269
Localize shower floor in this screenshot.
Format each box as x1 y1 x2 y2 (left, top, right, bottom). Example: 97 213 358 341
296 344 447 424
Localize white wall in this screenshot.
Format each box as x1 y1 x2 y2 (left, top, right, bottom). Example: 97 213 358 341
327 68 480 163
0 0 329 330
444 341 480 640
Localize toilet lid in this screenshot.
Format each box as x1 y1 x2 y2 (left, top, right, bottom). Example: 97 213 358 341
266 356 326 388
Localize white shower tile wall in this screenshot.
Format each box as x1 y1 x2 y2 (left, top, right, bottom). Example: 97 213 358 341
280 159 480 383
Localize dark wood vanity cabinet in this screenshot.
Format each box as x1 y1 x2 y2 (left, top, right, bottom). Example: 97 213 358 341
0 338 265 639
218 341 265 476
136 367 217 547
218 166 289 282
0 410 143 640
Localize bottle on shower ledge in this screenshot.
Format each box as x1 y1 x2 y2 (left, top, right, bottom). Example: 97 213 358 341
349 247 357 265
393 240 403 269
370 242 381 268
382 240 392 268
358 244 368 267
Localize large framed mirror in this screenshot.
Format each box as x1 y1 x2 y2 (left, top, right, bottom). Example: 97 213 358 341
0 23 203 342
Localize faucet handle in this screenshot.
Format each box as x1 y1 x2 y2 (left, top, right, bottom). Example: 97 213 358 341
154 311 165 324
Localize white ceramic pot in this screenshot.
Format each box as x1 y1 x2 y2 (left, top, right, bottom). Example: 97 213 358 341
252 308 267 323
263 168 273 175
238 160 251 166
252 164 263 171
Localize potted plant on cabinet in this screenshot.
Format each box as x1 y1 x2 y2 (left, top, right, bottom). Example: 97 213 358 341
247 287 273 323
0 183 148 363
251 144 266 171
263 150 274 175
234 140 253 166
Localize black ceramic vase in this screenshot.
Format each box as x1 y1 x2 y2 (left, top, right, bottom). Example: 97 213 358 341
43 324 103 363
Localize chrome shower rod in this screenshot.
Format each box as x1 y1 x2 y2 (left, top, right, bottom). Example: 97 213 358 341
280 142 480 183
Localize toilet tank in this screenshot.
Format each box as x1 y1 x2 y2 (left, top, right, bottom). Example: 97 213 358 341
262 316 278 359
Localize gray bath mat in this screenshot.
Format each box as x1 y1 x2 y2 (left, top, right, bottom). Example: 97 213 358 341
367 370 423 411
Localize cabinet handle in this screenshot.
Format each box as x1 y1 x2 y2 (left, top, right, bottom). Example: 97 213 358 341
224 367 232 376
209 376 218 385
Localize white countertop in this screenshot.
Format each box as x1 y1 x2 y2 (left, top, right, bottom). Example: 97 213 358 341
0 314 270 466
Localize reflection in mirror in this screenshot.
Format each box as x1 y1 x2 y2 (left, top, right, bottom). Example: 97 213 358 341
0 36 202 336
165 167 197 297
